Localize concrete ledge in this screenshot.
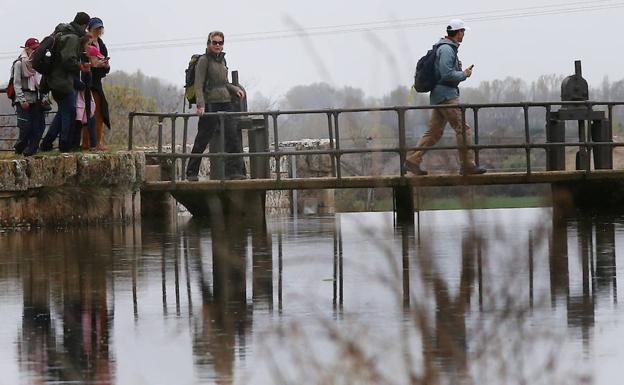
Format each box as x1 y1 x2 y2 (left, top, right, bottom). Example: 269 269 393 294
0 151 146 228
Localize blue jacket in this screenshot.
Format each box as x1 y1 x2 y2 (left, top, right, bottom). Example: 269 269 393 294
430 38 466 105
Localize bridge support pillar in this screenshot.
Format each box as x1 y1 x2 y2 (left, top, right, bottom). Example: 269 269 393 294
552 180 624 219
141 191 177 220
172 190 266 227
393 186 414 224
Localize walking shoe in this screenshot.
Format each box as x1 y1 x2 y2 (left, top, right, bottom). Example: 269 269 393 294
186 175 199 182
460 165 487 176
403 161 428 176
227 174 247 180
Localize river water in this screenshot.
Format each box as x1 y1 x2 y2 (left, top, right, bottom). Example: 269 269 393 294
0 208 622 385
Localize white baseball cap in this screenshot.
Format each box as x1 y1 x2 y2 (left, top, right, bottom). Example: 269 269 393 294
447 19 470 31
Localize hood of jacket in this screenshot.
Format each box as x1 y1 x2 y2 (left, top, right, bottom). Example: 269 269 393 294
53 22 86 38
437 37 460 49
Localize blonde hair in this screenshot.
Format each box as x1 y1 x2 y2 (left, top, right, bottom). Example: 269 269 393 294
207 31 224 44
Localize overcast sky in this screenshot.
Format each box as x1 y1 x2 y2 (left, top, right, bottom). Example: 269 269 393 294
2 0 623 100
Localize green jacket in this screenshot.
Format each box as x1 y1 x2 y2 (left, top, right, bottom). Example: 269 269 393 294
44 22 85 95
194 50 241 108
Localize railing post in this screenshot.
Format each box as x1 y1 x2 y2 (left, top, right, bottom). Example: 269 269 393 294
171 117 176 154
171 117 177 182
460 106 468 166
333 112 341 180
182 116 189 180
397 107 407 177
327 112 336 177
545 105 565 171
272 113 281 182
523 104 531 174
128 112 135 150
473 107 480 165
157 116 164 153
219 113 226 180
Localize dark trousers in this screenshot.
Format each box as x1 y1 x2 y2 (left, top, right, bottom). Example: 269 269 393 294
15 103 46 156
186 102 246 178
40 90 76 152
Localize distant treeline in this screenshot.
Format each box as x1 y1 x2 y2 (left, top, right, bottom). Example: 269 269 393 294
3 71 624 149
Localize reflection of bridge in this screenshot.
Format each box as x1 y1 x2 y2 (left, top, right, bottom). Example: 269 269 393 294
2 211 617 383
134 99 624 222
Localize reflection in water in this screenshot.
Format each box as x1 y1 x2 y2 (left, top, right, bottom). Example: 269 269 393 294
10 229 119 384
0 210 621 384
188 215 257 384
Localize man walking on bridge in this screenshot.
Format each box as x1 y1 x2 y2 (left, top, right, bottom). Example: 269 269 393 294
405 19 486 176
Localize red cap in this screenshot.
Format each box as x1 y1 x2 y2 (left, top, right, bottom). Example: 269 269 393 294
22 38 40 49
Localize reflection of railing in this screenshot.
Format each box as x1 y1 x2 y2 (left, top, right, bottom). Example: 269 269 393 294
131 101 624 181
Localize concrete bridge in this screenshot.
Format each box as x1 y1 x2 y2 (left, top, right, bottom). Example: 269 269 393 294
133 97 624 223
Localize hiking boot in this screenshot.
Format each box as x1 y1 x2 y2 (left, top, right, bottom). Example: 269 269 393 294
460 164 487 176
404 161 428 176
186 175 199 182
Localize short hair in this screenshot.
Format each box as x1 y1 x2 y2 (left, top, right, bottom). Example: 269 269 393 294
207 31 224 44
447 28 462 37
74 12 91 26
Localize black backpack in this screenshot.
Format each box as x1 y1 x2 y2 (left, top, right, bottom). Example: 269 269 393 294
30 33 59 75
413 42 457 93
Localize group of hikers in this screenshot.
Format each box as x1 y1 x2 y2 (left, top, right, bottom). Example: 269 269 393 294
7 13 485 177
8 12 109 157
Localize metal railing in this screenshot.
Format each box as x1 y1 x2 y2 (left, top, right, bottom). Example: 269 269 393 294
128 100 624 182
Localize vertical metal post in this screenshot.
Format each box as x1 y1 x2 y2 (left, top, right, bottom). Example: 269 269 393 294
608 104 614 139
397 108 407 176
460 106 468 166
473 108 480 165
128 112 134 150
291 154 298 218
545 105 565 171
171 117 177 181
333 112 341 180
171 117 176 154
327 112 336 177
157 116 164 153
182 117 189 180
523 105 531 174
219 113 226 180
272 114 281 181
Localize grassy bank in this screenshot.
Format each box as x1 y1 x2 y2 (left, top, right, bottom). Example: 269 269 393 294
336 194 550 212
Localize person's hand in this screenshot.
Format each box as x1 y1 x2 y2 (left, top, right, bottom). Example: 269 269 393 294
98 58 110 68
464 64 474 77
20 101 29 110
236 89 245 100
197 107 205 116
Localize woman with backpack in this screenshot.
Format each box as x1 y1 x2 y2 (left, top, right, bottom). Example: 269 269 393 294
11 38 50 156
185 31 247 181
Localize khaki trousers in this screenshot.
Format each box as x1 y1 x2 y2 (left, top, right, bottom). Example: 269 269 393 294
406 98 475 167
82 90 106 150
